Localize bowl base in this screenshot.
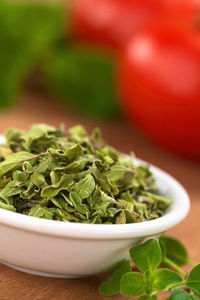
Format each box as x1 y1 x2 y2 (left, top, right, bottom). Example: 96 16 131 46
0 260 89 278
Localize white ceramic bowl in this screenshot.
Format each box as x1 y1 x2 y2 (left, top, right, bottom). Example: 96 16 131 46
0 157 190 278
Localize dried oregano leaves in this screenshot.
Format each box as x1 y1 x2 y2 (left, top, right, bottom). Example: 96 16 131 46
0 124 172 224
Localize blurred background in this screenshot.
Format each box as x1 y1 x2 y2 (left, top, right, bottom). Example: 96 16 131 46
0 0 199 174
0 0 200 162
0 1 200 298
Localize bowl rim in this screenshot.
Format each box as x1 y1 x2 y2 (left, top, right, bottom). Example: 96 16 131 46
0 156 190 240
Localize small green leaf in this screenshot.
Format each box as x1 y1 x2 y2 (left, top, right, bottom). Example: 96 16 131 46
69 192 89 215
94 171 119 196
170 289 190 300
5 128 25 144
105 163 135 183
66 143 83 161
13 170 28 182
0 181 22 203
74 174 95 199
154 269 183 291
159 236 189 267
115 210 126 224
31 172 46 188
99 260 131 296
0 151 35 176
28 205 53 219
120 272 145 296
0 201 16 211
186 264 200 296
41 174 74 197
129 239 162 273
68 125 87 140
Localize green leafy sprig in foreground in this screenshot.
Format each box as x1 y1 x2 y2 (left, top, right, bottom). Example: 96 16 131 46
100 236 200 299
0 124 171 223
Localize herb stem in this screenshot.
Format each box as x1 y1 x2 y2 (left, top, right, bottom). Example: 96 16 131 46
18 151 47 163
163 257 187 278
168 281 187 290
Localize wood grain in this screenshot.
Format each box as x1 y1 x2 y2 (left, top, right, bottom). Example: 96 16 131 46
0 90 199 300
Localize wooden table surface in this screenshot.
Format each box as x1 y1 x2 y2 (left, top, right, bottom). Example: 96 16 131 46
0 90 199 300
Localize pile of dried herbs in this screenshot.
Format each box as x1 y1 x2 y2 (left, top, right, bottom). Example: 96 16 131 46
0 124 171 224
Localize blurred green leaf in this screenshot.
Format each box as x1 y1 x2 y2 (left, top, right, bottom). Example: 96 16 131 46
44 45 121 117
159 236 189 267
99 260 131 296
0 1 63 108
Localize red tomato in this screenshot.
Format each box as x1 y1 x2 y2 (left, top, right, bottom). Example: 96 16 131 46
71 0 197 49
118 23 200 161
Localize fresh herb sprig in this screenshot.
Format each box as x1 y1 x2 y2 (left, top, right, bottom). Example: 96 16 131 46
0 124 171 223
100 236 200 299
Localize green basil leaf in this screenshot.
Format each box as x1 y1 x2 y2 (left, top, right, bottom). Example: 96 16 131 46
159 236 189 267
129 239 162 273
120 272 145 296
154 269 183 291
99 260 131 296
186 264 200 296
170 289 190 300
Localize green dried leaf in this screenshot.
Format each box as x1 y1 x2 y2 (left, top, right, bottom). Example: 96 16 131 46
41 174 74 198
0 123 172 223
0 181 22 203
31 172 46 188
74 174 95 199
28 204 53 219
69 192 89 215
0 151 35 177
66 143 83 161
0 201 16 211
69 125 87 140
